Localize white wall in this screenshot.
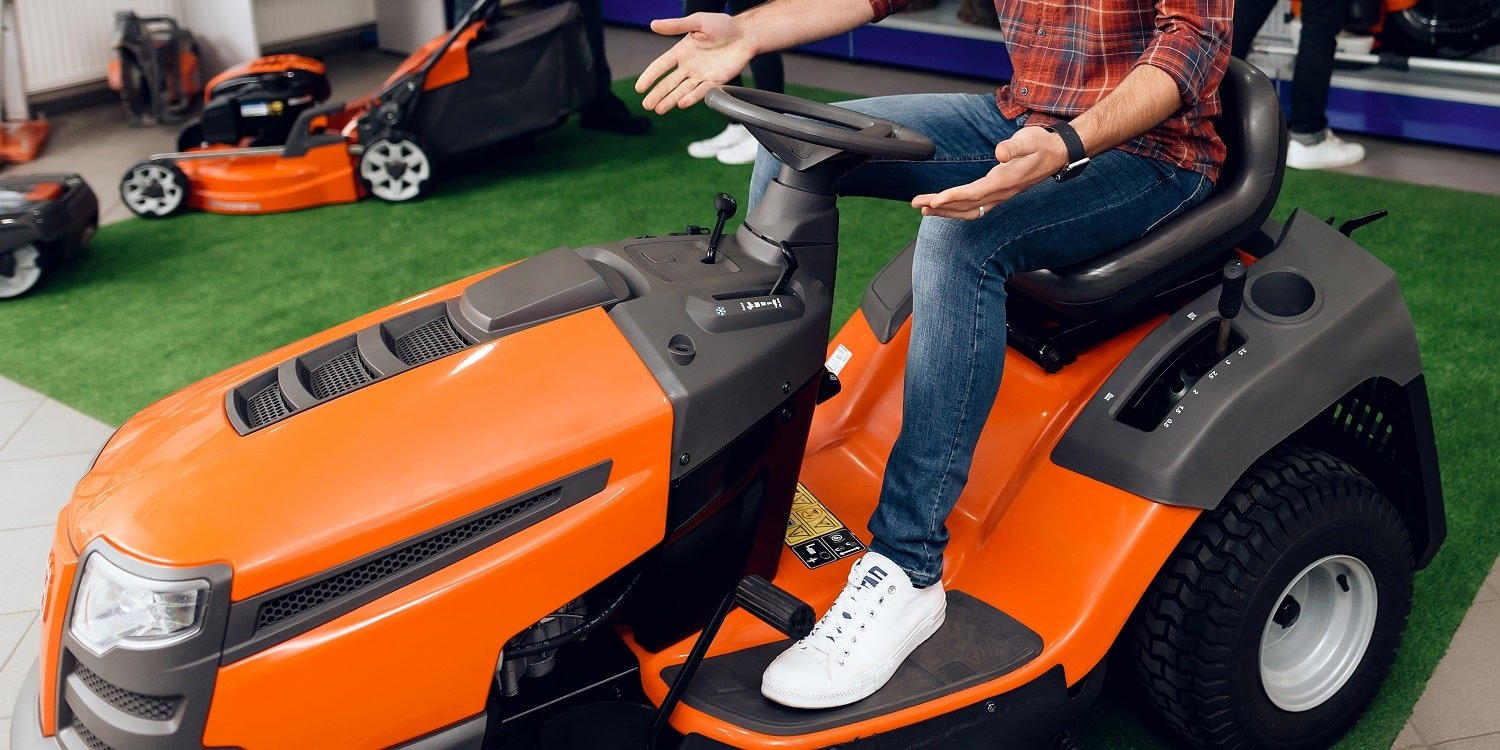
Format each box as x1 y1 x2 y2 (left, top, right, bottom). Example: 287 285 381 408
15 0 181 93
254 0 374 47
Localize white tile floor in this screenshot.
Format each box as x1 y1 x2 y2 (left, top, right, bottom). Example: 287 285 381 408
2 23 1498 750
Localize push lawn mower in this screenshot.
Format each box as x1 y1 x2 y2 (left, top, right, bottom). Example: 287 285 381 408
109 11 203 127
0 174 97 300
13 60 1445 750
176 55 333 153
117 0 594 219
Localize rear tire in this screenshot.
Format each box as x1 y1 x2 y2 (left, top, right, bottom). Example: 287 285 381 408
359 134 434 203
0 244 45 300
1131 445 1413 749
120 161 191 218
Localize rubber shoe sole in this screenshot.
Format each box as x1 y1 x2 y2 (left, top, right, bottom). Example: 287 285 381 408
760 601 948 709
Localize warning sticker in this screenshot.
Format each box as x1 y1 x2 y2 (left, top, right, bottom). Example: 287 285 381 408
784 483 864 569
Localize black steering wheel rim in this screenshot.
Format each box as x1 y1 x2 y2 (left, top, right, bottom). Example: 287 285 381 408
705 86 936 162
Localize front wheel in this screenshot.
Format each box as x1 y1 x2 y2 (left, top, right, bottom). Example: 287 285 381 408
359 135 434 203
0 244 45 299
1131 445 1413 749
120 161 190 218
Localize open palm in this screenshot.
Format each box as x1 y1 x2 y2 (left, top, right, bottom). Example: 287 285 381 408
636 13 759 114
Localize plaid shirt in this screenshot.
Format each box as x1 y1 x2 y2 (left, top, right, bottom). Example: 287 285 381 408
869 0 1230 181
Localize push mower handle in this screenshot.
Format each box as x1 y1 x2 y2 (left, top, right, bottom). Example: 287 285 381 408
705 86 935 162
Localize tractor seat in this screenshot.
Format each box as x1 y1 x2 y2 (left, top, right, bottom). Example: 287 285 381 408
1007 58 1288 320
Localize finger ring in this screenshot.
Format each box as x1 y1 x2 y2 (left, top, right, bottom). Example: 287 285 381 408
978 205 986 218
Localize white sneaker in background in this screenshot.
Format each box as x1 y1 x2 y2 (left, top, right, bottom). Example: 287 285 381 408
1286 129 1367 170
687 124 750 159
760 552 947 709
714 132 761 165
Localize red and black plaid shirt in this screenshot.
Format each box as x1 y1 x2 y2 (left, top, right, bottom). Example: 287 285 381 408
869 0 1231 182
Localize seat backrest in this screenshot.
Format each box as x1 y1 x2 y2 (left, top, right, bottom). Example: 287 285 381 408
1007 58 1288 320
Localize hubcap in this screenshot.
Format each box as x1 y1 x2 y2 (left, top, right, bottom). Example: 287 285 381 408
0 245 42 299
1259 554 1378 712
360 140 430 202
122 164 185 216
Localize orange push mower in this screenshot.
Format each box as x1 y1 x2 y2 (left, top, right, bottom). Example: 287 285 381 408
118 0 593 219
13 61 1445 750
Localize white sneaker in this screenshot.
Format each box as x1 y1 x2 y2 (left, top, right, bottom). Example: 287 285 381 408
715 132 761 166
761 552 947 709
1286 129 1366 170
687 124 750 159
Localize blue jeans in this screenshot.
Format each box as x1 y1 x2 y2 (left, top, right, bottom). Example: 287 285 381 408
749 94 1213 587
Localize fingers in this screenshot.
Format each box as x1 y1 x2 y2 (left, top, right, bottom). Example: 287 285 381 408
919 204 990 221
649 15 699 36
678 80 718 109
635 50 677 94
643 68 689 113
656 76 699 115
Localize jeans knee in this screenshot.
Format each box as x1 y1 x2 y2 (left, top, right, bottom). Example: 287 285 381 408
748 146 777 208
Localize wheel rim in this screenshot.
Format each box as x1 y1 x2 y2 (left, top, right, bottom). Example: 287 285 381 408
0 245 42 299
361 140 431 202
122 164 185 216
1259 554 1378 712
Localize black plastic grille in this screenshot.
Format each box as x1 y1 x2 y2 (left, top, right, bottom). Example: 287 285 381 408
393 317 469 366
71 718 112 750
306 348 371 400
244 382 288 428
254 488 561 631
73 663 180 721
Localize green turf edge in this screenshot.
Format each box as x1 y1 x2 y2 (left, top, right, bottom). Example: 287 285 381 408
1 82 1495 748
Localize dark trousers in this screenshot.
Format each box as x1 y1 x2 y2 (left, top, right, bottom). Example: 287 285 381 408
1233 0 1341 134
681 0 784 93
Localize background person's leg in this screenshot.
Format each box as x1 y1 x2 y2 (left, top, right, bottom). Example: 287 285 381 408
575 0 652 134
1284 0 1366 167
1231 0 1279 59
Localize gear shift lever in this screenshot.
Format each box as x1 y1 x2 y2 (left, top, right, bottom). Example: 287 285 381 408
704 192 737 264
1217 259 1247 357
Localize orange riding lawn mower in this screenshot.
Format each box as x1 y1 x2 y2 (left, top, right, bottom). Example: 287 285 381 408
13 61 1445 750
118 0 593 219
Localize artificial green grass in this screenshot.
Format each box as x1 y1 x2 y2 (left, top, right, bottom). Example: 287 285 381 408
2 82 1496 748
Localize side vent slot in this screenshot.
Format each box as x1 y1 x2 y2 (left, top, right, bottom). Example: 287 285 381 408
298 336 374 401
381 304 474 367
229 370 291 434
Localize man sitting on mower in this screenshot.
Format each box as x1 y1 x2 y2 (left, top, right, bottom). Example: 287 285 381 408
637 0 1230 709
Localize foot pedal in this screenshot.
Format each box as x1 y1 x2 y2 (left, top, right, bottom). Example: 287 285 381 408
735 575 814 639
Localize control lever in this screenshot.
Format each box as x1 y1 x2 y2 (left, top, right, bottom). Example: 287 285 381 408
1217 259 1247 357
770 240 799 296
703 192 738 263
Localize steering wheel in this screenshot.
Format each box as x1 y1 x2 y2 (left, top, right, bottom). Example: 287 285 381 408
705 86 935 162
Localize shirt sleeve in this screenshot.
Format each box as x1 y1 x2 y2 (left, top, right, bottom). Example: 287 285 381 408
1133 0 1231 106
867 0 911 22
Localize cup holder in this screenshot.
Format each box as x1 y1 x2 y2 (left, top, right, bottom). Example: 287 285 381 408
1249 269 1319 321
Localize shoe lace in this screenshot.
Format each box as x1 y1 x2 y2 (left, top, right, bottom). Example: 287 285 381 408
802 575 899 667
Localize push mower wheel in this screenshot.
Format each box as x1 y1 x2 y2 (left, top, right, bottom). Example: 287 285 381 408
120 160 190 219
359 133 435 203
0 244 46 300
1131 445 1413 749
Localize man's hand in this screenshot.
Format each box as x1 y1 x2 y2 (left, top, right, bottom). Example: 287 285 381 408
912 127 1069 221
635 14 760 114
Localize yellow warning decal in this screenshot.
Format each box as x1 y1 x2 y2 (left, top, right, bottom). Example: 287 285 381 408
785 483 865 569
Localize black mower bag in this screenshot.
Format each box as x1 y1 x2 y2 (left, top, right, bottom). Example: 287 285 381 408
410 2 595 160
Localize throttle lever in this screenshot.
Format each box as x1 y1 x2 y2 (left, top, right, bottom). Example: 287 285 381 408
1217 259 1247 357
704 192 738 263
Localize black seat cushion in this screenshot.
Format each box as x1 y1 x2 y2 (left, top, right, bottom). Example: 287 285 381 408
1008 59 1288 320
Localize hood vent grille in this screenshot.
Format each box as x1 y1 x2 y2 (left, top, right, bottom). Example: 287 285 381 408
72 663 181 722
254 486 562 631
226 303 474 435
392 315 468 366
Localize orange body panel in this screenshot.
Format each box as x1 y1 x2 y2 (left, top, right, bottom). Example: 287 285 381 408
36 523 77 737
628 310 1201 747
106 59 123 92
24 183 63 202
386 23 483 92
179 50 202 99
0 121 51 163
205 54 326 101
177 141 360 214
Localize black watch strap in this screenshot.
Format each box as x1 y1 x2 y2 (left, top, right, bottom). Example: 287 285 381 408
1044 121 1090 182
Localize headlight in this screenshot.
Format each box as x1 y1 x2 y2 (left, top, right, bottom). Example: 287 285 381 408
70 553 209 654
